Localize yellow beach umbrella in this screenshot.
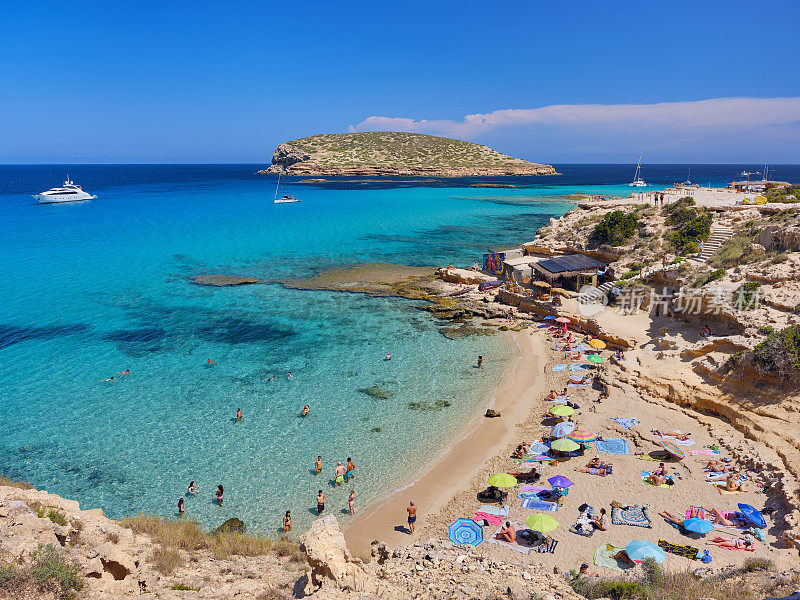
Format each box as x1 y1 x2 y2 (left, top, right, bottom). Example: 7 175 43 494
487 473 518 488
754 195 767 205
526 513 559 532
550 405 575 418
589 339 606 350
550 438 580 452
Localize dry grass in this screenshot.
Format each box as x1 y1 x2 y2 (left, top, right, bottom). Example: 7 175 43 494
0 476 33 490
121 516 209 551
149 546 185 575
211 532 273 560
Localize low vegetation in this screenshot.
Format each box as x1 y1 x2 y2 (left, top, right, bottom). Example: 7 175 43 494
664 201 712 254
590 210 640 246
0 476 33 489
707 234 757 269
0 544 82 599
739 324 800 385
765 183 800 203
694 268 726 288
731 281 761 310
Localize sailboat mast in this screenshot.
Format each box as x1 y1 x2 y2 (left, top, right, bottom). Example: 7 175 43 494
275 172 281 201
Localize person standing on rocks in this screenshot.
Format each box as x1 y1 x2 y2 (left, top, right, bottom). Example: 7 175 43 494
407 501 417 534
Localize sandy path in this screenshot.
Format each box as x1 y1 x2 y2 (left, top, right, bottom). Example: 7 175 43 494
343 330 548 556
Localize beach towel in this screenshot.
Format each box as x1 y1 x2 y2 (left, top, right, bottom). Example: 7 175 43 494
595 437 630 455
477 504 510 517
529 442 549 455
554 395 570 401
663 436 696 447
520 484 549 493
569 524 594 537
712 540 756 552
524 455 553 463
641 471 672 489
534 538 558 554
611 417 639 429
474 512 504 526
713 483 743 495
593 544 629 572
487 523 533 555
552 364 567 372
569 364 590 372
658 539 699 560
568 383 590 388
521 498 558 512
690 448 719 456
705 472 728 481
611 505 652 528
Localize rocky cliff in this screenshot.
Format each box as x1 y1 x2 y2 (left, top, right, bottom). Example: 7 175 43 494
258 132 557 177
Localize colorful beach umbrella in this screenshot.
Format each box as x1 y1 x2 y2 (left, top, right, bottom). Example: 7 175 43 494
543 315 556 320
625 540 665 564
658 439 685 459
526 513 559 533
549 405 575 417
587 354 604 364
448 518 484 546
589 339 606 350
547 475 574 488
683 518 714 535
550 438 579 452
568 429 596 443
737 503 766 529
551 421 575 438
555 317 571 324
487 473 518 488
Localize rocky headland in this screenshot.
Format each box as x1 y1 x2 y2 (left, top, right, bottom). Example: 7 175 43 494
256 132 557 177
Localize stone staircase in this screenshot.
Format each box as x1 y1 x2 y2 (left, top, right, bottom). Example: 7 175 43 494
698 225 733 262
578 280 614 304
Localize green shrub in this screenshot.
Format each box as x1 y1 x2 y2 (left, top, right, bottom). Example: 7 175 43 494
742 557 773 572
732 281 761 310
765 184 800 203
772 252 788 264
30 544 82 596
46 509 68 526
741 325 800 384
694 268 726 287
667 209 712 254
590 210 640 246
759 325 774 335
661 196 695 215
171 583 199 591
707 235 756 269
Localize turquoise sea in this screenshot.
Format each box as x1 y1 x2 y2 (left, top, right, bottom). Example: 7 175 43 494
1 164 790 533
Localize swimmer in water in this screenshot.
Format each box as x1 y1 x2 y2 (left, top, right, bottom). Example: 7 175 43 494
335 462 345 486
301 405 311 417
287 372 293 380
187 481 198 495
385 353 391 361
101 376 116 382
117 369 130 375
268 375 276 382
236 408 242 422
208 358 216 366
178 498 185 514
345 457 355 482
283 510 292 532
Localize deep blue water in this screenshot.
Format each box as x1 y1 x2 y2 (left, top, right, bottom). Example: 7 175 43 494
0 163 796 533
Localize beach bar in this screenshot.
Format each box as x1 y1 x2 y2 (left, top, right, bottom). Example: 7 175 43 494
532 254 605 292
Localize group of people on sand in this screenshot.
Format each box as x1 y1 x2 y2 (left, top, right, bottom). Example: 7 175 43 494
177 482 224 514
575 455 612 477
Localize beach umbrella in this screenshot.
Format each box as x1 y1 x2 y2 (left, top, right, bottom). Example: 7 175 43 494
547 475 574 488
683 518 714 535
550 438 579 452
737 503 767 529
551 421 575 438
549 405 575 417
589 339 606 350
568 429 596 443
487 473 518 488
555 317 571 324
658 439 685 459
625 540 665 564
526 513 559 533
448 518 484 546
587 354 604 364
543 315 556 320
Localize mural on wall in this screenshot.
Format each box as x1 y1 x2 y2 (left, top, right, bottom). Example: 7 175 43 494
482 252 505 275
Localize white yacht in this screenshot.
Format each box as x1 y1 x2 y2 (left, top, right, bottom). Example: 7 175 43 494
33 177 97 203
629 154 647 187
273 172 300 204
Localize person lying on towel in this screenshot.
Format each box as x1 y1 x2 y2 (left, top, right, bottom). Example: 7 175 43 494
708 535 756 550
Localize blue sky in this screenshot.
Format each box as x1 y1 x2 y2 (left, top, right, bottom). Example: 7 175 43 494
1 0 798 163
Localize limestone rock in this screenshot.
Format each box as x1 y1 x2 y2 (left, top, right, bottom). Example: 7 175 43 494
213 517 246 535
191 274 260 287
484 409 501 418
300 515 378 594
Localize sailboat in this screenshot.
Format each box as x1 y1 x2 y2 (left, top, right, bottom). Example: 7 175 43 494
684 165 692 185
629 154 647 187
274 172 300 204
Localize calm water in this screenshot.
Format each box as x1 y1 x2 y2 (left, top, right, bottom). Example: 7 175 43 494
1 164 796 533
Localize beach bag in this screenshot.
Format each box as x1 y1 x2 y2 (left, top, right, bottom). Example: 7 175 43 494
700 550 712 563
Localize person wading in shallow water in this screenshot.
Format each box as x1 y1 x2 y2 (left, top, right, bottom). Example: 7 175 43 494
317 490 326 515
477 355 483 368
407 500 417 534
315 455 322 474
216 485 224 505
235 408 242 422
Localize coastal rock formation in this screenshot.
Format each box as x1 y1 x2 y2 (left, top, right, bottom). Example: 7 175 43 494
258 132 557 177
191 274 261 286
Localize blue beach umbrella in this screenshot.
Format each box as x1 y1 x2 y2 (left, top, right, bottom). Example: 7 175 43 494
448 518 484 547
625 540 665 564
737 503 767 529
543 315 556 320
683 518 714 535
547 475 574 488
551 421 576 438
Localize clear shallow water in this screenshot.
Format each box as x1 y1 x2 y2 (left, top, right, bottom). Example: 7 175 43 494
1 164 796 533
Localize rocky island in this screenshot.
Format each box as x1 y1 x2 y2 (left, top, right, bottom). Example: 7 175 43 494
257 131 557 177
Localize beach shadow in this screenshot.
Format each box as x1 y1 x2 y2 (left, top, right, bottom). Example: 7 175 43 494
340 508 350 515
308 469 319 476
293 575 308 598
394 525 411 534
307 507 322 516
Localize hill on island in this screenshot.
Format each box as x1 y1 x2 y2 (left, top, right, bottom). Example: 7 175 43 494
259 132 556 177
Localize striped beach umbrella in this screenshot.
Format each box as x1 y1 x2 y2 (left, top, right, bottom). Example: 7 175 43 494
658 439 685 459
550 438 579 452
448 518 484 546
487 473 518 488
549 405 575 417
568 429 596 443
589 339 606 350
551 421 576 438
526 513 559 533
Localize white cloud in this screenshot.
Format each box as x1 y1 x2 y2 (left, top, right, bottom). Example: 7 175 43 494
351 97 800 139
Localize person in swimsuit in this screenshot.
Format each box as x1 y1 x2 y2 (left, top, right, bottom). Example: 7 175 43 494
348 489 355 515
315 456 322 474
647 463 668 486
591 508 609 531
611 549 636 568
301 405 310 417
493 521 515 543
117 369 130 375
283 510 292 532
345 458 355 482
334 462 345 486
287 372 293 380
385 353 391 361
725 473 747 492
178 498 185 514
236 408 242 423
407 501 417 534
101 376 116 382
477 356 483 368
216 485 224 505
708 536 755 549
316 490 325 515
208 358 216 366
187 481 197 495
709 508 737 527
